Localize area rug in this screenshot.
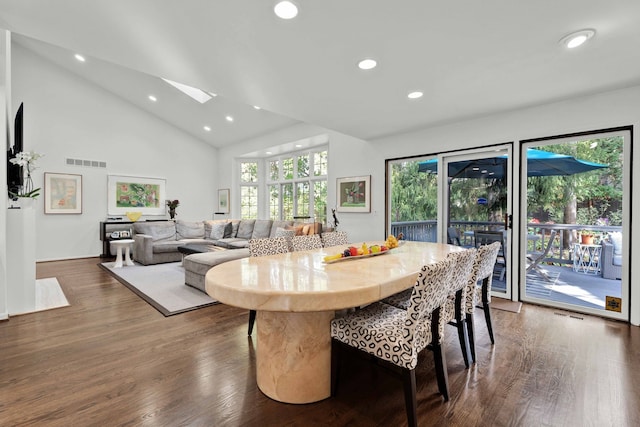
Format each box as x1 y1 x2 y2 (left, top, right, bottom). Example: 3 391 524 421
100 261 218 316
491 297 522 313
35 277 69 312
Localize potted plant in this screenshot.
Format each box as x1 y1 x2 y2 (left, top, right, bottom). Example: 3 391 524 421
166 199 179 219
580 230 595 245
9 150 44 206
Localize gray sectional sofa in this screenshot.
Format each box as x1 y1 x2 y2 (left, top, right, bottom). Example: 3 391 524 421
132 219 321 292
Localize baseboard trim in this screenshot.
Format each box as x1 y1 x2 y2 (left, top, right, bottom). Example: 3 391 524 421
37 254 101 263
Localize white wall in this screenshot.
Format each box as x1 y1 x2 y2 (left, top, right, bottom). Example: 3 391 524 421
12 44 218 261
0 30 9 319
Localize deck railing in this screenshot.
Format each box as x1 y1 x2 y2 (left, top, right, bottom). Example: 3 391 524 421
390 220 622 266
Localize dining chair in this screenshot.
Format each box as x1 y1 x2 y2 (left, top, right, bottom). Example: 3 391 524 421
331 257 455 427
474 230 506 281
321 231 348 247
291 234 323 251
246 237 290 335
382 248 477 368
465 241 501 362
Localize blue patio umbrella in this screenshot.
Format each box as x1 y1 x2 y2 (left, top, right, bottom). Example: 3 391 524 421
417 148 608 179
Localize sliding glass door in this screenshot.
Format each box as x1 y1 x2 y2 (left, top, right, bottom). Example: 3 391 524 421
520 129 630 321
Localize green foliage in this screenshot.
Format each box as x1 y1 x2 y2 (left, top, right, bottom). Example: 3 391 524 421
390 161 437 222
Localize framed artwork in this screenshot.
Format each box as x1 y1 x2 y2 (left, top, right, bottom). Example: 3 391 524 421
107 175 166 215
44 172 83 214
336 175 371 213
218 189 230 214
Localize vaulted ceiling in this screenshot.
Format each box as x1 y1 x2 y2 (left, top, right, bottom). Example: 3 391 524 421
1 0 639 148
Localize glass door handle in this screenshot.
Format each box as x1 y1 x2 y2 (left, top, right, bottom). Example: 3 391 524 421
505 214 513 229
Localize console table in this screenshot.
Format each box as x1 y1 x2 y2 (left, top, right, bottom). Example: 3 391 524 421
573 243 602 275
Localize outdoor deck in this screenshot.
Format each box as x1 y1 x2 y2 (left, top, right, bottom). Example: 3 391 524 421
492 264 621 311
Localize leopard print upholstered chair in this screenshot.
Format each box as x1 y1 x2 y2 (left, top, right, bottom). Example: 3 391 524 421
320 231 348 247
245 237 290 335
465 241 501 362
291 234 323 251
383 248 477 368
331 257 455 427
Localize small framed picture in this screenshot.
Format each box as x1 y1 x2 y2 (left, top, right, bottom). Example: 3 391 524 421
110 231 121 239
44 173 83 214
336 175 371 213
119 230 131 238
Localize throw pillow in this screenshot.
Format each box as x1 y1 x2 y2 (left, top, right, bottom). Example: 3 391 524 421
210 222 228 240
285 225 305 236
223 222 233 238
609 231 623 255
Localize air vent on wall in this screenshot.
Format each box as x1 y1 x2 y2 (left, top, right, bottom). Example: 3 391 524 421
66 158 107 168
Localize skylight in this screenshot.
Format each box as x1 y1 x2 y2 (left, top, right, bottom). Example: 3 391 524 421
161 78 213 104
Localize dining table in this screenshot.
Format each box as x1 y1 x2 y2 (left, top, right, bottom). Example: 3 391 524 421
205 240 464 404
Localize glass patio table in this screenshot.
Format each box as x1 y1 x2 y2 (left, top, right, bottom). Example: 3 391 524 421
205 241 464 404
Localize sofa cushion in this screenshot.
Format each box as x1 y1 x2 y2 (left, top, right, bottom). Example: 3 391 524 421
176 220 205 239
613 255 623 266
270 220 294 237
183 248 251 277
214 238 249 249
133 221 176 242
152 240 185 253
252 220 273 239
236 220 256 240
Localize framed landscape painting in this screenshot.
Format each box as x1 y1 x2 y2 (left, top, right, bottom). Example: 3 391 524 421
107 175 166 215
336 175 371 213
218 188 230 214
44 172 82 214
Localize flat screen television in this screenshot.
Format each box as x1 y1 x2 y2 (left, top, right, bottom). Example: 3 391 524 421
7 102 24 199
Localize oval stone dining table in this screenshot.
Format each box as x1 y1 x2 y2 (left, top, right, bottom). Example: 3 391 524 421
205 240 464 404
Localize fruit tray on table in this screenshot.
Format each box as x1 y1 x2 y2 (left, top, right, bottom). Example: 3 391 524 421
323 239 400 264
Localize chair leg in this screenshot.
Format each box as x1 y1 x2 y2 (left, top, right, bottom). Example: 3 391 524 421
432 342 450 401
455 290 471 368
466 312 476 363
248 310 257 336
401 368 418 427
481 278 495 345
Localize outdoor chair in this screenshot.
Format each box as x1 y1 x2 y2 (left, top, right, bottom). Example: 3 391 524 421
246 237 290 335
474 230 506 281
321 231 348 247
291 234 323 251
601 232 622 280
526 231 557 281
447 227 461 246
383 248 477 368
331 257 455 427
465 241 501 362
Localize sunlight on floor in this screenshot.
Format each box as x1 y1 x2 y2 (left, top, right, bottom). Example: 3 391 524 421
551 283 603 306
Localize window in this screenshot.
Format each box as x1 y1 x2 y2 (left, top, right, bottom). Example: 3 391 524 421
240 161 258 219
266 148 328 224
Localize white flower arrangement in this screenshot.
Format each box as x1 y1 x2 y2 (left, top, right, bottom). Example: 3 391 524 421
9 150 43 173
9 150 44 199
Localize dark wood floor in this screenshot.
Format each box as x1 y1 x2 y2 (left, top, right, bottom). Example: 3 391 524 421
1 258 639 426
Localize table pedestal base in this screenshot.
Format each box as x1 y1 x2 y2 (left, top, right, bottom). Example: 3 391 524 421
256 310 334 404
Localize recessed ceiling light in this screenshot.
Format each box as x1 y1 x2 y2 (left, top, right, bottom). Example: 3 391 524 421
559 29 596 49
208 92 218 97
274 1 298 19
407 91 423 99
253 105 261 110
148 95 157 102
74 54 85 62
266 151 273 155
225 115 234 122
295 144 302 148
358 58 377 70
203 126 211 132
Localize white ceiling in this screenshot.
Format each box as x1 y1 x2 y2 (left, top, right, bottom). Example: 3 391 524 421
1 0 639 148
